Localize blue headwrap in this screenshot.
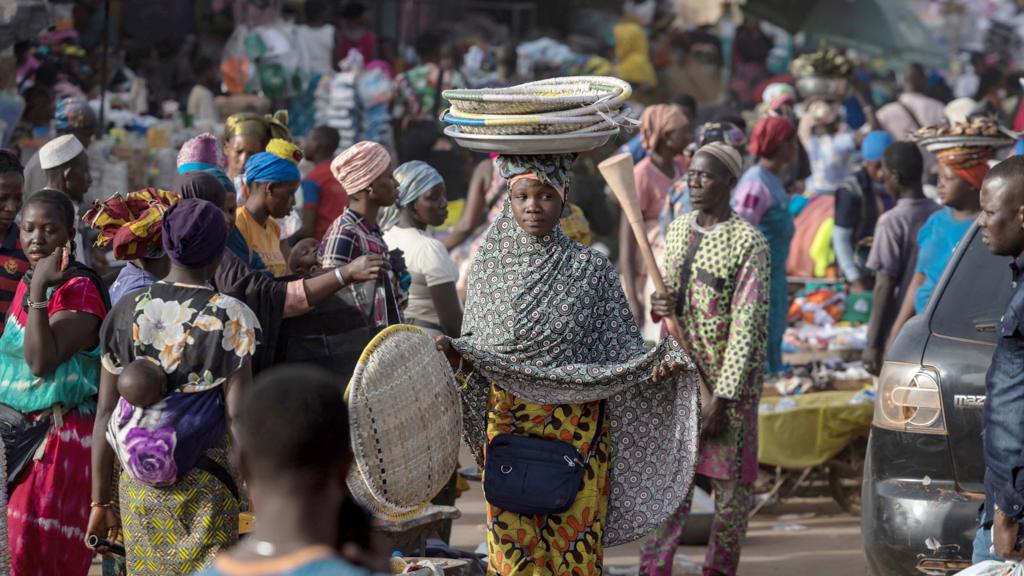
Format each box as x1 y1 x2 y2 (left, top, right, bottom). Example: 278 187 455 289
244 152 301 186
54 97 96 131
179 163 237 195
861 131 894 162
394 161 444 207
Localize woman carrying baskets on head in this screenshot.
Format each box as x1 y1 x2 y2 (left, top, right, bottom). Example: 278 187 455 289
437 153 700 575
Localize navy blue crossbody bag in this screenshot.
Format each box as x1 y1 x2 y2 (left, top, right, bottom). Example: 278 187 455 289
483 401 605 516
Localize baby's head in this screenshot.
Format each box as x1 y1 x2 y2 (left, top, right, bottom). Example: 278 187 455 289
289 237 321 276
118 358 167 408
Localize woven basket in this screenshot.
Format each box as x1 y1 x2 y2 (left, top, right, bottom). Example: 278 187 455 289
444 76 632 115
345 325 461 520
443 110 630 135
444 125 620 155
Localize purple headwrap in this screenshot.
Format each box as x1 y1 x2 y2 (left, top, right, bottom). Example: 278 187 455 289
177 133 224 169
170 172 227 209
161 198 228 268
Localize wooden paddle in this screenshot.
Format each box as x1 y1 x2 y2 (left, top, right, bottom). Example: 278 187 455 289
598 153 713 403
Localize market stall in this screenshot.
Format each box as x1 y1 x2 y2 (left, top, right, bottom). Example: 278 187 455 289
755 390 874 515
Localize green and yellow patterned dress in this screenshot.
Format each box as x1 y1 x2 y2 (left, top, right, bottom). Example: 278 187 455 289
640 211 770 576
100 282 262 575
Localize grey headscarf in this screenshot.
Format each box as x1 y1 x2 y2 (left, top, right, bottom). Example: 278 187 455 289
451 199 701 546
378 160 445 231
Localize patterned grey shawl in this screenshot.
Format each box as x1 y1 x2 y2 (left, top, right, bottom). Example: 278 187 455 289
451 202 701 546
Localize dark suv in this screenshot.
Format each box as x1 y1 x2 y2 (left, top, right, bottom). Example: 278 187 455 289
863 223 1012 575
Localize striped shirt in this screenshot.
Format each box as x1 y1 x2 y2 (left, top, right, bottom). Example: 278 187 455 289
0 225 29 332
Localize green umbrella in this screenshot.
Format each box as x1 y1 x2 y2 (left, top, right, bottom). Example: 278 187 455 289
742 0 947 68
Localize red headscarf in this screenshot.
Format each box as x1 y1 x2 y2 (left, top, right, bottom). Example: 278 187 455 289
935 146 995 190
749 115 795 158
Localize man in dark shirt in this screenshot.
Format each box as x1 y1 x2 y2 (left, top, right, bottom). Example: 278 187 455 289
0 152 29 331
834 131 894 292
862 143 938 375
975 156 1024 562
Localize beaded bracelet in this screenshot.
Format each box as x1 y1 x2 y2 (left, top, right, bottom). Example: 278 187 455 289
89 501 113 509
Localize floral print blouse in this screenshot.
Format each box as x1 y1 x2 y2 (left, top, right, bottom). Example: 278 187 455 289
99 282 261 486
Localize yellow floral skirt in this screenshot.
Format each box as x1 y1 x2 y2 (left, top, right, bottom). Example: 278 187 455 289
484 384 609 576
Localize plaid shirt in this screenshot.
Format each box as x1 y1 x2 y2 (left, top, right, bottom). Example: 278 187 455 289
319 209 402 326
320 209 388 267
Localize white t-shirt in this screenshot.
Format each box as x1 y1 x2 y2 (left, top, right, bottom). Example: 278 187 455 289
296 24 336 75
187 85 219 126
383 226 460 333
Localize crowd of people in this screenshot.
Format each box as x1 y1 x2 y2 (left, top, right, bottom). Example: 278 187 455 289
8 1 1024 576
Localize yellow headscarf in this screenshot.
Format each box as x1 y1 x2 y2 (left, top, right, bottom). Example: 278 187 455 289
265 138 304 164
614 21 657 87
224 110 292 147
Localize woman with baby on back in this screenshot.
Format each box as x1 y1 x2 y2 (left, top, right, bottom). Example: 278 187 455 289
87 198 262 575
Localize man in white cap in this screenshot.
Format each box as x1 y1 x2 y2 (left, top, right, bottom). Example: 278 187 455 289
39 134 94 268
22 97 97 198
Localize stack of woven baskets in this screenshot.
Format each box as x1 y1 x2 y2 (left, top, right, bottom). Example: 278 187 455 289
443 76 632 135
442 76 634 154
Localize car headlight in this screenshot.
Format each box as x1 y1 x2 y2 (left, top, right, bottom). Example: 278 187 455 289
873 361 947 435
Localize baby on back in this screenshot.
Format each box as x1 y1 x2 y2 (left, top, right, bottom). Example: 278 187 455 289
118 357 167 408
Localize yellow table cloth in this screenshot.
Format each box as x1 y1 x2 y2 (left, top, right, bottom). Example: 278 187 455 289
758 391 873 469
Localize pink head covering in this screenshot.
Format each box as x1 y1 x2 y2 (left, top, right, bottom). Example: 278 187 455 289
177 133 224 169
640 104 689 153
330 141 392 194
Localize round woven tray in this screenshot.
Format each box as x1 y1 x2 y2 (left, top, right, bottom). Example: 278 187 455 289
444 76 632 115
444 125 618 154
346 325 461 520
443 109 632 136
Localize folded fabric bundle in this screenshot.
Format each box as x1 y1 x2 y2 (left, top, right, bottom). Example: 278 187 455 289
84 188 180 260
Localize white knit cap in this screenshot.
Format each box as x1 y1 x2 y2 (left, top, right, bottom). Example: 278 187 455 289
39 134 85 170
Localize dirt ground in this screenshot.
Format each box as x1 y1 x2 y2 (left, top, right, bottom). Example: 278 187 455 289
87 468 866 576
450 479 866 576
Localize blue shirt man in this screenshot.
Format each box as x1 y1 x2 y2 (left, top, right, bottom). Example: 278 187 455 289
975 156 1024 563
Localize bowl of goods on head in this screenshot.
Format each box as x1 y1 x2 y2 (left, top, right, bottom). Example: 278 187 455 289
791 45 853 100
795 75 850 100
